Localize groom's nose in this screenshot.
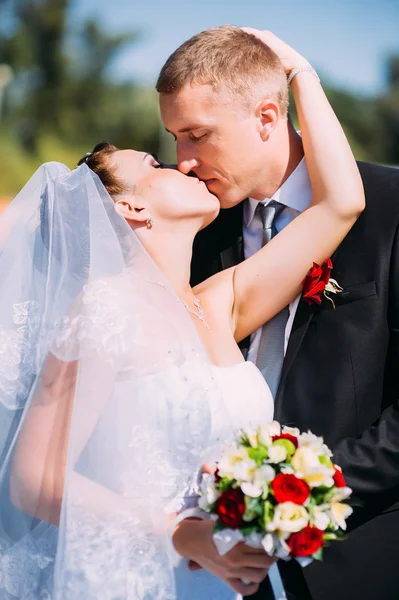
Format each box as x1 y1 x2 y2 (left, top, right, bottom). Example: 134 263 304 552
178 157 200 175
177 148 200 175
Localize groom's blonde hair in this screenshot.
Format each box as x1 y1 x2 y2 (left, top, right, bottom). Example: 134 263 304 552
156 26 289 116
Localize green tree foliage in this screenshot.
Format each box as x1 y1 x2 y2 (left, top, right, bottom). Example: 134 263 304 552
0 0 397 197
289 60 399 167
0 0 160 162
0 0 70 151
377 56 399 165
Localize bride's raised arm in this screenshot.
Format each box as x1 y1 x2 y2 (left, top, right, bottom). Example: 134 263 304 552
202 31 365 343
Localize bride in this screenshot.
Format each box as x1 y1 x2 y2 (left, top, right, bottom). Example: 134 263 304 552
0 32 363 599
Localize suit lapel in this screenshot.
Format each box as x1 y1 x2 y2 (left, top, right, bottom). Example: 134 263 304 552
276 298 314 403
275 248 340 407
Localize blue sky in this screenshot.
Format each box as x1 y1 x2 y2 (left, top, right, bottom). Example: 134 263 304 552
71 0 398 96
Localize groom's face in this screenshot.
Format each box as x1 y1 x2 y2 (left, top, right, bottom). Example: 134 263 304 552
160 83 267 209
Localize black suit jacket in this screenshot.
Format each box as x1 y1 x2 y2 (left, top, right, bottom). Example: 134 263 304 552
190 162 399 600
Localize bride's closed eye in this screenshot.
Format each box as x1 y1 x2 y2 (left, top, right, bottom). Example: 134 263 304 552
149 153 165 169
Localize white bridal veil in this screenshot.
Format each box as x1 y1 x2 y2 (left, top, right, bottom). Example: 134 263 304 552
0 163 231 599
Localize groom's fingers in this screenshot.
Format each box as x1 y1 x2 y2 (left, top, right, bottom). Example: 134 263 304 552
239 553 276 569
227 578 260 596
242 547 277 565
232 567 269 584
188 560 203 571
242 544 273 554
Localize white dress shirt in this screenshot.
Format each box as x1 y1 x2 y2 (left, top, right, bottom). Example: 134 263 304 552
243 157 312 364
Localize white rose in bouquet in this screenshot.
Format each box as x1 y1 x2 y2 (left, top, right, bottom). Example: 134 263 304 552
267 501 309 533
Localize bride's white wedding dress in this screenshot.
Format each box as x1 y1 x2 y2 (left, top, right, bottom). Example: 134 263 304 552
174 361 274 600
0 163 280 600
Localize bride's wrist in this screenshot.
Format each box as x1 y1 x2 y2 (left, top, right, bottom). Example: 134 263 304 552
172 517 202 558
287 64 320 86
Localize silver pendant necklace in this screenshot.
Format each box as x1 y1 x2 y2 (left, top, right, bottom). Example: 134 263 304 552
181 295 210 329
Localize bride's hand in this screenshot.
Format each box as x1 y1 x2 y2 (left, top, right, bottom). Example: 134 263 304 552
173 518 276 596
241 28 310 74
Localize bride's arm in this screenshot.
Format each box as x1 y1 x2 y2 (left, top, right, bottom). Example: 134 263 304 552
200 32 365 343
9 352 117 525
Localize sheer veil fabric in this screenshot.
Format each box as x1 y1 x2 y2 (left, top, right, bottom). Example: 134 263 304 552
0 163 232 599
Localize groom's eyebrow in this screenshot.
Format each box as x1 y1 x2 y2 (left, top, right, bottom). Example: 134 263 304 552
165 126 198 134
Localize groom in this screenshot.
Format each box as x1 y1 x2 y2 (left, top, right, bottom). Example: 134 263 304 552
157 26 399 600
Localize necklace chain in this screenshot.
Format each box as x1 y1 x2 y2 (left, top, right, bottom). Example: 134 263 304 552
181 295 210 329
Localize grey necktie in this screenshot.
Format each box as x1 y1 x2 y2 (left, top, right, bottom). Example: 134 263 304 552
255 201 289 398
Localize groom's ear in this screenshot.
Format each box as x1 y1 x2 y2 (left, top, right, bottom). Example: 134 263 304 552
115 195 152 225
256 99 279 142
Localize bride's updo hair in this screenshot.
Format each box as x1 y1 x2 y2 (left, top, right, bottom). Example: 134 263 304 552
77 141 128 199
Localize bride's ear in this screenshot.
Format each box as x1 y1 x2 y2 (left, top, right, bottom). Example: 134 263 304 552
115 195 153 226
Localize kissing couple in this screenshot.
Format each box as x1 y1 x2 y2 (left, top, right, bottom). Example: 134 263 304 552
0 26 398 600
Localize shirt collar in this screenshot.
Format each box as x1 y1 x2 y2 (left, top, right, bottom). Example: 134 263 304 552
244 157 312 227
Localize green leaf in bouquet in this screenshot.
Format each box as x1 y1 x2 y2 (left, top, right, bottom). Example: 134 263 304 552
323 532 338 541
262 500 275 528
248 445 269 466
318 455 334 469
261 486 272 501
240 432 252 447
311 487 331 504
332 530 347 540
245 497 264 517
213 520 228 533
307 495 318 506
312 547 323 561
240 523 260 537
218 477 234 492
272 438 296 457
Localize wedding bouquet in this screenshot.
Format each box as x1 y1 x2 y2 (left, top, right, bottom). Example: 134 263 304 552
199 421 353 567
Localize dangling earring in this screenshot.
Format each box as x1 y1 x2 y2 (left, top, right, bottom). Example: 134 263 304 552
146 218 154 229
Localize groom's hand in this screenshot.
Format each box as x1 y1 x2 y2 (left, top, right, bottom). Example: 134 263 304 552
173 517 276 596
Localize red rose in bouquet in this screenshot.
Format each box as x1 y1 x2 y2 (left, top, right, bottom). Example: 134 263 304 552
271 474 310 505
288 526 324 557
302 259 332 305
333 465 346 488
215 489 245 529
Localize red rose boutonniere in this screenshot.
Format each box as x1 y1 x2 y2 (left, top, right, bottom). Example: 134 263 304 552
302 259 343 307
